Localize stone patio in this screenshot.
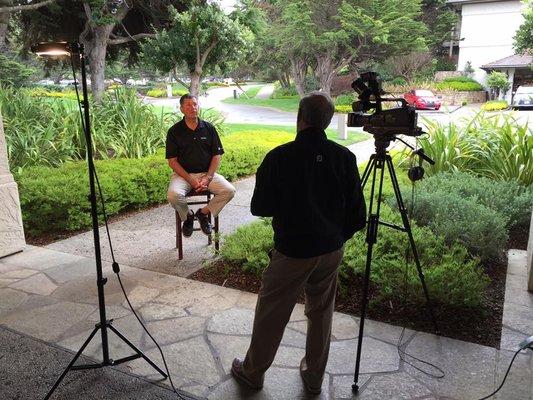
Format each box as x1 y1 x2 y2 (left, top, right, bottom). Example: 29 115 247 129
1 245 532 399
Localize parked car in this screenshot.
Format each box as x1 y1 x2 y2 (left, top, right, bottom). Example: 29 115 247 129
404 89 442 110
512 85 533 110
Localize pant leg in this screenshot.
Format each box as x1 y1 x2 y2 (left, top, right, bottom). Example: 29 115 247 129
301 247 344 387
206 173 235 216
242 250 318 384
167 173 192 220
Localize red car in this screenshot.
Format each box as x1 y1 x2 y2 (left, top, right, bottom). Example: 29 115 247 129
404 89 442 110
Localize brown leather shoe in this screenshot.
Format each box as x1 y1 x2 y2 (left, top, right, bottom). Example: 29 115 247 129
299 358 322 394
231 358 263 390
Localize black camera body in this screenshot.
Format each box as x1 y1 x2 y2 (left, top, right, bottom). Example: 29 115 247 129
347 71 423 138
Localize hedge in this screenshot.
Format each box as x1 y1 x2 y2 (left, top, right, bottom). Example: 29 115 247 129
16 130 295 236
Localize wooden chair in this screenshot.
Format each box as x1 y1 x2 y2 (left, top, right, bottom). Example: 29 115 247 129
175 189 219 260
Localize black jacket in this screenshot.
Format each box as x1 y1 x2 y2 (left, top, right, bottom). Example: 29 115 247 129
251 127 366 258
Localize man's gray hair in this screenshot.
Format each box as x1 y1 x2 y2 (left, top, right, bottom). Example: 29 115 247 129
298 91 335 130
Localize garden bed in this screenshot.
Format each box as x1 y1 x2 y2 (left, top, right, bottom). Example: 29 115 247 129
190 251 508 349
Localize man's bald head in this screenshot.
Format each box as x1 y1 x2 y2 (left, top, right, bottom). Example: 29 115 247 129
297 91 335 131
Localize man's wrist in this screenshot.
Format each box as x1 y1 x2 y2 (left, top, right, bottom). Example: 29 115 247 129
206 174 214 181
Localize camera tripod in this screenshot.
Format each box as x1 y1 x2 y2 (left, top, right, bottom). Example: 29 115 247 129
352 135 439 393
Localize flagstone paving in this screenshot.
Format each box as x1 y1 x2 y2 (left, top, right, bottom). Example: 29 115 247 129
1 245 532 399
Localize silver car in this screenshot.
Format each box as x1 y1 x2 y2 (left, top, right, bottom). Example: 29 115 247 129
512 85 533 110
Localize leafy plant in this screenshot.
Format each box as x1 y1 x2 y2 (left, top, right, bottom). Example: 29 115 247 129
436 76 483 91
486 71 511 99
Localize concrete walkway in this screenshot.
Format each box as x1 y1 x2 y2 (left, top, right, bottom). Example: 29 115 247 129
1 142 532 399
1 245 532 399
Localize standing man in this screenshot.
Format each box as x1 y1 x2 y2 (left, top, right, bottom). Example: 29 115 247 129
231 92 366 394
166 94 235 237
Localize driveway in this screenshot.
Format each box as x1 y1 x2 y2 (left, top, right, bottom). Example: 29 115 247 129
145 85 533 132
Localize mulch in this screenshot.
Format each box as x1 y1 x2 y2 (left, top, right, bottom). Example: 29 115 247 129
189 230 529 349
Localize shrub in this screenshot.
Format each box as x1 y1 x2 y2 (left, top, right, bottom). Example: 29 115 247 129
271 85 299 99
436 77 483 91
416 112 532 185
407 188 508 261
481 100 508 111
335 105 352 114
14 128 294 235
146 87 188 98
486 71 510 99
390 77 408 86
0 54 34 87
414 172 533 229
335 93 356 106
218 205 489 308
219 218 273 274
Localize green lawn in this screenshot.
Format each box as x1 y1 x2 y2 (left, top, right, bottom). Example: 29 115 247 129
241 85 264 99
222 97 300 112
224 123 368 146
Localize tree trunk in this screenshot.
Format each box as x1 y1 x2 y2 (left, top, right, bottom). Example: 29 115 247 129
189 70 201 98
290 56 307 97
315 53 335 97
83 24 114 103
0 1 12 53
278 71 291 89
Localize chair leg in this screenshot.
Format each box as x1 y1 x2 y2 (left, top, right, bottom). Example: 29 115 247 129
207 211 212 246
176 211 183 260
214 215 219 251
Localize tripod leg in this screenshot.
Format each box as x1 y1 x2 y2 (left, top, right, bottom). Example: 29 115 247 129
107 324 168 378
385 156 439 333
44 326 100 400
353 158 385 393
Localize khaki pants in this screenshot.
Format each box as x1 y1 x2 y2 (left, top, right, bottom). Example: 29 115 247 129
243 247 344 387
167 172 236 220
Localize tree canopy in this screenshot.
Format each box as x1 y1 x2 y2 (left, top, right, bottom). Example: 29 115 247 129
142 1 258 97
514 0 532 54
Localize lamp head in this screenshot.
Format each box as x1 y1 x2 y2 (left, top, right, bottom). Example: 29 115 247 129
31 42 83 57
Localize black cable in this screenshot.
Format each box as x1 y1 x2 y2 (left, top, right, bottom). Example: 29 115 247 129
70 55 185 400
395 144 445 379
477 347 522 400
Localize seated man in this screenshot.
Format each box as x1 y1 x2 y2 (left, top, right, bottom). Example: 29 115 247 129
166 94 235 237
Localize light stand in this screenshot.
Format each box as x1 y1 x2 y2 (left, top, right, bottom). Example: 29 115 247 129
32 42 167 399
351 135 439 393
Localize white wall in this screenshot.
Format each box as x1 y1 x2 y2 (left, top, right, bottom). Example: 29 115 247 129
457 0 525 85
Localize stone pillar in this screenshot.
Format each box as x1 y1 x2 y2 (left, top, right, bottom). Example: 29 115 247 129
526 211 533 293
337 113 347 140
0 112 25 257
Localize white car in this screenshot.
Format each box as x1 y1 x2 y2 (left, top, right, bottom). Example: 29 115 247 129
512 85 533 110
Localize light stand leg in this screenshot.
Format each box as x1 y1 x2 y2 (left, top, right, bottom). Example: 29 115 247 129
352 157 385 392
44 326 100 400
385 156 439 333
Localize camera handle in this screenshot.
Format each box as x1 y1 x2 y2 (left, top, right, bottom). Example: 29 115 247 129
352 139 439 394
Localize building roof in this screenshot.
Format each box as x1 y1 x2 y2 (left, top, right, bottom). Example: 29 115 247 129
481 54 533 70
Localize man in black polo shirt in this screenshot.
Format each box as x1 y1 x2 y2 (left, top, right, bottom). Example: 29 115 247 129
166 94 235 236
231 92 366 394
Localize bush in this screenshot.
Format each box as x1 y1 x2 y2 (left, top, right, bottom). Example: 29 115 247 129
219 218 273 274
15 154 170 235
0 54 34 87
335 105 352 114
436 77 484 91
416 112 533 185
271 85 299 99
407 188 508 262
334 93 356 106
146 87 188 98
481 100 508 111
390 77 408 86
218 205 489 308
1 87 174 168
15 128 294 235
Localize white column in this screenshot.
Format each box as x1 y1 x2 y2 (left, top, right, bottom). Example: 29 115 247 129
337 114 348 140
505 68 515 104
0 112 25 257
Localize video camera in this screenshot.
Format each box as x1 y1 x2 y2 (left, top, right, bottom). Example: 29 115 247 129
347 71 423 138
